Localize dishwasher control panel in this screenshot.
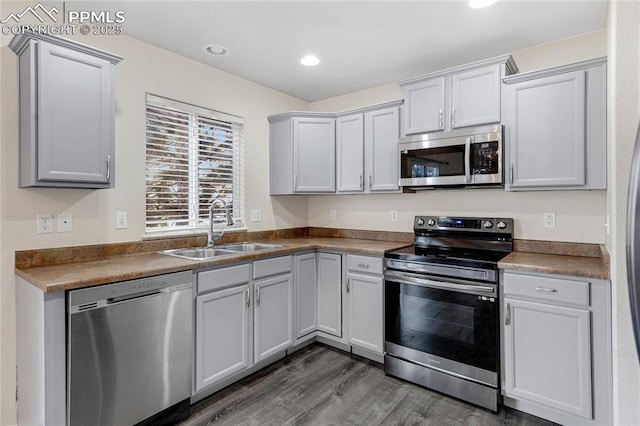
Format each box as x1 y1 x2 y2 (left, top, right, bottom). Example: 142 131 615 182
68 271 192 314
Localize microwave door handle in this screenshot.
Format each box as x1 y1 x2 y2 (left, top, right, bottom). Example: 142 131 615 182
464 137 472 184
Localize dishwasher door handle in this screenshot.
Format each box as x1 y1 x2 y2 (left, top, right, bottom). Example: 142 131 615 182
107 289 165 304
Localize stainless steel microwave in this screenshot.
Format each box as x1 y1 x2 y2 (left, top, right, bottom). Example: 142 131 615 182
399 125 503 188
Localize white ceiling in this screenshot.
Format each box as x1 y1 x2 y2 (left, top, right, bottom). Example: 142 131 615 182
70 0 607 102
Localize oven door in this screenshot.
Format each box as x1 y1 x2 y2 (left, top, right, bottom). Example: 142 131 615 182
384 271 498 386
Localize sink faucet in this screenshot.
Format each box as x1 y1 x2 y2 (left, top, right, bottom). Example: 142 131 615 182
208 199 234 247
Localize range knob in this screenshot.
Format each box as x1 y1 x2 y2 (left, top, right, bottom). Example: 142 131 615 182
483 220 493 229
417 218 425 226
497 221 507 230
427 218 436 226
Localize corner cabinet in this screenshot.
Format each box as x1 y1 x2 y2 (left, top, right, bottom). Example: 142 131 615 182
501 271 612 426
398 55 517 135
9 32 122 188
502 58 607 191
336 101 401 193
269 112 336 194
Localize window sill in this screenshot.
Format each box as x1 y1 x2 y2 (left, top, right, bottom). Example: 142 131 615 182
143 226 249 241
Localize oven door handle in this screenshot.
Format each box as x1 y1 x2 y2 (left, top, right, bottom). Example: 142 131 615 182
385 270 496 295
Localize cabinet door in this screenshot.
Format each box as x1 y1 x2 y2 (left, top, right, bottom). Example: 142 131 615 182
347 272 383 353
450 64 501 128
294 253 317 338
254 274 293 362
503 298 592 419
336 114 365 192
317 252 342 337
195 285 251 392
508 71 586 188
293 117 336 192
37 41 113 185
365 106 400 192
403 77 445 135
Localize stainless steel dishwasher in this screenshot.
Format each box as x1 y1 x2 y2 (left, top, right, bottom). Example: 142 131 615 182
67 271 193 426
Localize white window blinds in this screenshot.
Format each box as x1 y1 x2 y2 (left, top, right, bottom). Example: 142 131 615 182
145 94 244 233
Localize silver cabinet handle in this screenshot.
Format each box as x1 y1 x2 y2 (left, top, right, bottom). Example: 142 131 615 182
245 287 250 308
509 165 514 185
294 175 298 190
256 286 260 306
106 155 111 181
439 109 443 129
368 175 372 188
451 107 456 126
359 175 363 189
358 263 369 269
505 303 511 326
536 287 558 293
346 278 350 293
464 137 471 184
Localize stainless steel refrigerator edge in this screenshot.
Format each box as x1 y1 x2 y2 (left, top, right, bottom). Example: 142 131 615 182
626 123 640 362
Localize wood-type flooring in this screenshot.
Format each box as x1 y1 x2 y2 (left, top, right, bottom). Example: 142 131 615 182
179 344 556 426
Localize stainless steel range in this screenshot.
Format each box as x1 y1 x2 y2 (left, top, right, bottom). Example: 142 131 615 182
384 216 513 411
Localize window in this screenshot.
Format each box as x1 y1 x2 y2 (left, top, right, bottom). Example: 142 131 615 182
145 94 244 233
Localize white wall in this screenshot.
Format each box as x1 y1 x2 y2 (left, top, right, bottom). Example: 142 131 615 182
606 1 640 424
308 31 608 243
0 28 308 426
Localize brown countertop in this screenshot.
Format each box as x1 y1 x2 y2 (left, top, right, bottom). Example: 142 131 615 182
15 236 409 293
15 228 611 293
498 251 610 280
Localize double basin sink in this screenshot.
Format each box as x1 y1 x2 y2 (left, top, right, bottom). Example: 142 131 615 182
160 242 283 261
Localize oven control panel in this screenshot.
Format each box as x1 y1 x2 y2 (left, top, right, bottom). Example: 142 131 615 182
414 216 513 233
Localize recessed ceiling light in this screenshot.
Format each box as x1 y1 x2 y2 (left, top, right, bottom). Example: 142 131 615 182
300 55 320 67
469 0 498 8
203 44 229 56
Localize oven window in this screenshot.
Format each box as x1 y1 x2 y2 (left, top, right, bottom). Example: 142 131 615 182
400 145 465 179
385 280 497 372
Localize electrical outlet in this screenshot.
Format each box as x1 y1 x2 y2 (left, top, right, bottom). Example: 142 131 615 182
58 212 72 233
116 211 128 229
250 209 262 222
37 214 53 234
391 210 399 222
330 209 337 221
544 212 556 228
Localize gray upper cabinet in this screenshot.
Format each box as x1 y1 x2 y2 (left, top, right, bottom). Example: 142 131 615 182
503 58 607 191
399 55 517 136
402 77 445 134
269 112 336 194
9 32 122 188
336 101 402 193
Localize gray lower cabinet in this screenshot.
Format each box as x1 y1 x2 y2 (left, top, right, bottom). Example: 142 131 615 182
316 252 343 337
346 254 384 355
502 57 607 190
501 271 612 425
253 257 294 363
9 32 122 188
294 252 317 339
195 264 252 392
194 256 293 396
195 283 251 392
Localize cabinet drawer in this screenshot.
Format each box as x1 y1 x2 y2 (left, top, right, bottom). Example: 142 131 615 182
253 255 292 280
347 254 383 275
503 272 590 306
198 264 251 294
